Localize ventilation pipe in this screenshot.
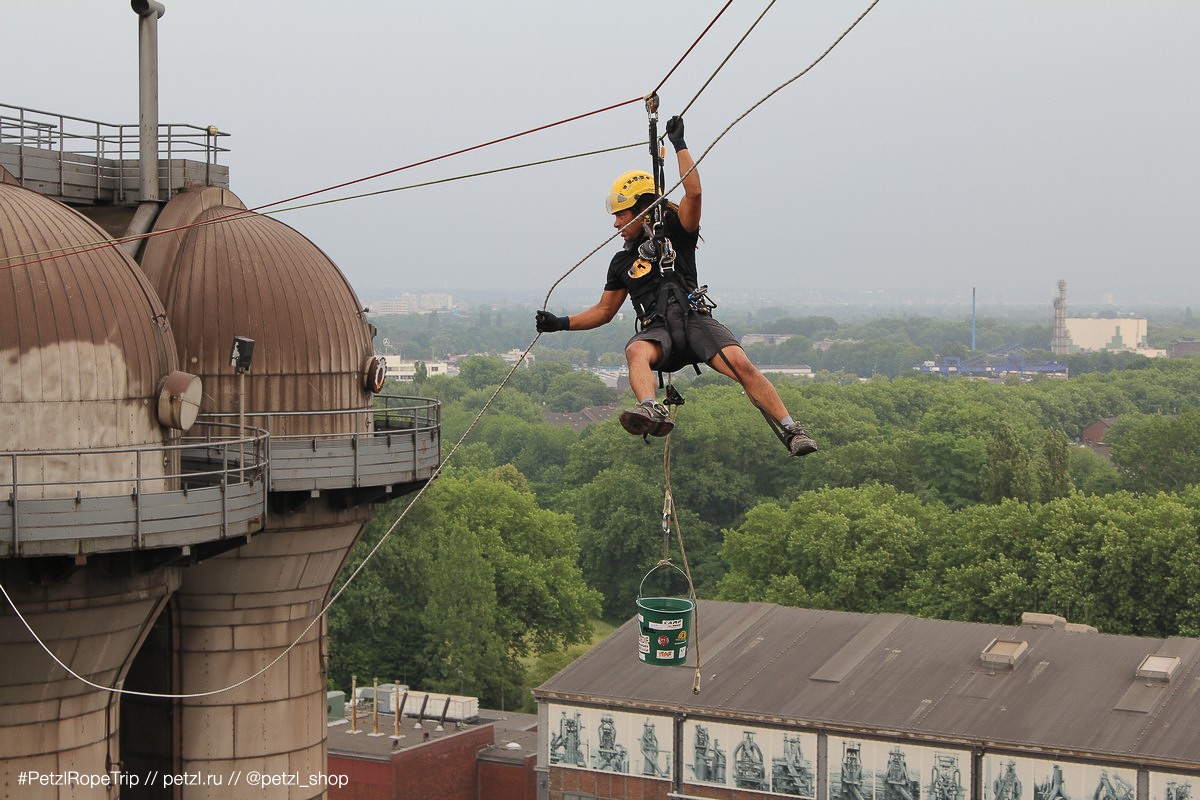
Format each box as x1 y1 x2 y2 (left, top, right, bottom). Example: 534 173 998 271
132 0 164 202
124 0 166 257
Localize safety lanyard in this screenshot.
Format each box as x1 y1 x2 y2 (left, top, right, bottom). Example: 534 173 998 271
644 93 675 275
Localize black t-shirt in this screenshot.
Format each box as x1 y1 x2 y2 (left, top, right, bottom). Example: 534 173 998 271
604 212 700 303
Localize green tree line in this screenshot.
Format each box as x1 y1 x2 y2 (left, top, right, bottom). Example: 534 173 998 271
372 306 1200 378
328 351 1200 709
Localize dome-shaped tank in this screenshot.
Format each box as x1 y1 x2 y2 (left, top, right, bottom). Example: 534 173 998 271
141 187 375 436
0 172 180 498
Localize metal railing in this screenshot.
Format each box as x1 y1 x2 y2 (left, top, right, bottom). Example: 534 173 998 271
0 101 230 201
2 421 268 557
202 395 442 493
0 396 440 556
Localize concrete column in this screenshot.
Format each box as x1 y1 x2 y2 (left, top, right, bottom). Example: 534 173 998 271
0 561 179 800
172 504 372 800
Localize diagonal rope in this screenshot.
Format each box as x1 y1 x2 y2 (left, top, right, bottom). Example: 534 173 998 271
1 143 643 268
653 0 735 95
0 0 881 699
0 333 543 699
2 4 738 273
679 0 778 118
542 0 883 302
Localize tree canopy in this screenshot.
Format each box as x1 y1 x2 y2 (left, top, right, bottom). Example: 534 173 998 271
331 340 1200 705
327 466 600 707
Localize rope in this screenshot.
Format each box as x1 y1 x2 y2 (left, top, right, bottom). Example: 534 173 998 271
1 3 737 273
261 143 641 216
652 0 735 96
540 0 883 302
0 0 726 695
543 0 882 695
659 403 704 694
1 143 642 269
0 136 643 273
0 334 543 699
0 0 881 699
678 0 778 119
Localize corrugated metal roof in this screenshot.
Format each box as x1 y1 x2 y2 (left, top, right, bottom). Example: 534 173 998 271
535 601 1200 769
141 187 375 433
1 179 178 454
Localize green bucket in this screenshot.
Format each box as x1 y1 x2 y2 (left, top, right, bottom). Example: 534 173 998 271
637 561 696 666
637 595 694 666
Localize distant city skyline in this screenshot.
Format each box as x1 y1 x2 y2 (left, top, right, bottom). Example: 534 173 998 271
9 1 1198 307
357 281 1192 317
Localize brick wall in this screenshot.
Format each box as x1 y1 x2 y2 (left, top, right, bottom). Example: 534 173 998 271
550 767 674 800
328 756 392 800
329 725 495 800
393 726 494 800
479 753 536 800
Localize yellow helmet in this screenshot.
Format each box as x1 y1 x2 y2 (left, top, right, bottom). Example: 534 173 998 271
605 170 655 214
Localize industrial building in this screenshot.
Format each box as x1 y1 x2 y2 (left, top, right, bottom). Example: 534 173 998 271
1051 280 1154 355
1 5 439 798
534 600 1200 800
323 692 537 800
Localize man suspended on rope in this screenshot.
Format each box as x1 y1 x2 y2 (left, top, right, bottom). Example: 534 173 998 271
535 116 817 457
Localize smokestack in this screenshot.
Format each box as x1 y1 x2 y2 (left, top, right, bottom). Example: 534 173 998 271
971 287 976 351
1051 279 1070 355
132 0 166 203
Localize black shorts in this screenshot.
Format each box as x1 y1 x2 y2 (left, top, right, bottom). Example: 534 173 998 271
626 302 740 375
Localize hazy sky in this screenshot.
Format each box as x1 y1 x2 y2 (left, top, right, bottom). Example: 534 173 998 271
7 1 1198 309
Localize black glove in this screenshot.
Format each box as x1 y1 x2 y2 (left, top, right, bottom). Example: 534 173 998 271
665 116 687 152
535 310 569 333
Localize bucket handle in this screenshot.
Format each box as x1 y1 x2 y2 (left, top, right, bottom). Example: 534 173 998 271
638 560 694 601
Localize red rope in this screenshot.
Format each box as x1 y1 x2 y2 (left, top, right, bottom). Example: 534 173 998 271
3 3 732 273
653 0 735 95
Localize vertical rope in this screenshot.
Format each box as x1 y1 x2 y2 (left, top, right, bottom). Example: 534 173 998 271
661 404 702 694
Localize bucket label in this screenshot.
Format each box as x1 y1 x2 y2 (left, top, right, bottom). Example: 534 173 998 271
638 635 651 654
656 649 676 660
648 617 684 631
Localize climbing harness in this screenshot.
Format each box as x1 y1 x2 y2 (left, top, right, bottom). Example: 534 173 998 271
630 93 718 390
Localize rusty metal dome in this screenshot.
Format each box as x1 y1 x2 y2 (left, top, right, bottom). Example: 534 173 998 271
141 187 375 436
0 175 179 457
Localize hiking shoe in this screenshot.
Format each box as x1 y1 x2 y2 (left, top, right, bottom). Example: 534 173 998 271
783 424 818 457
619 401 674 437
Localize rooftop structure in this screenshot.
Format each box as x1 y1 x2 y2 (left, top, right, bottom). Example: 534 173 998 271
535 601 1200 799
326 703 537 800
0 101 230 209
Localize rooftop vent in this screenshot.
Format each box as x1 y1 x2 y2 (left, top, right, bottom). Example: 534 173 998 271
1135 654 1181 682
981 638 1029 669
1021 612 1066 629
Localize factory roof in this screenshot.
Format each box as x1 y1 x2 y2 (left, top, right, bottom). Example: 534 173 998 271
535 601 1200 769
327 709 537 763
